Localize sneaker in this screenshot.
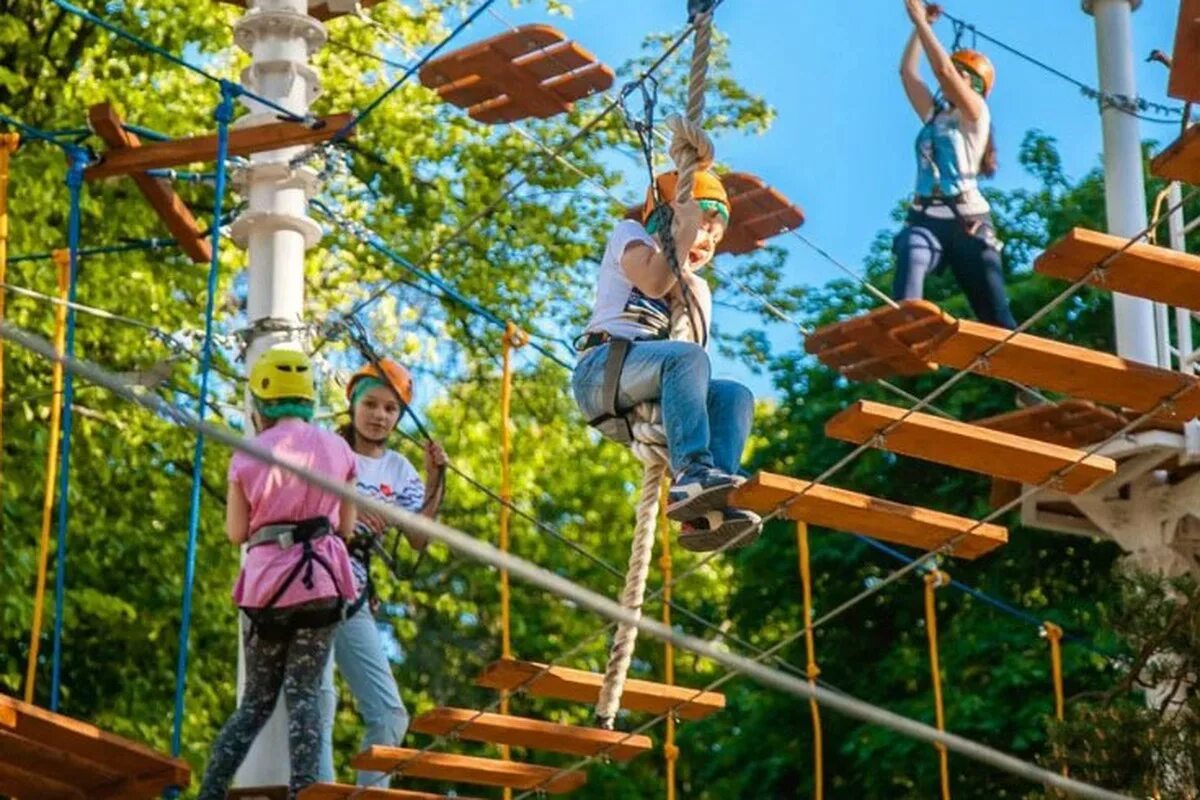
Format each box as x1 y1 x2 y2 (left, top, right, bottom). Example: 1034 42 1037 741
677 508 762 553
666 468 745 522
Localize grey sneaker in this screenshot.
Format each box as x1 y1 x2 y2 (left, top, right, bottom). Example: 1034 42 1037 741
667 467 745 522
677 508 763 553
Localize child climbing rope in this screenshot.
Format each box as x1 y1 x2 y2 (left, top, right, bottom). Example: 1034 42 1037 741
196 349 359 800
572 169 760 552
894 0 1016 329
318 357 447 788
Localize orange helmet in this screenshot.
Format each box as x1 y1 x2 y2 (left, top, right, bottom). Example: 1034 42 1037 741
641 170 730 227
951 50 995 97
347 358 413 406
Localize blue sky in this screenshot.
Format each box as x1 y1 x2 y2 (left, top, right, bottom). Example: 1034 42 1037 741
453 1 1184 397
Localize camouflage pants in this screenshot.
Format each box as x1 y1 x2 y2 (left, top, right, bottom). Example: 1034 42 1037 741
197 601 339 800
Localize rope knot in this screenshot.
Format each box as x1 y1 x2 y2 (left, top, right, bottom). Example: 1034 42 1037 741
664 744 681 761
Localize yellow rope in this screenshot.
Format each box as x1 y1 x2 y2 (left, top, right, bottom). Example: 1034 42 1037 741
498 322 526 797
797 522 824 800
1044 621 1067 779
924 570 952 800
0 133 17 497
24 250 69 704
659 478 677 800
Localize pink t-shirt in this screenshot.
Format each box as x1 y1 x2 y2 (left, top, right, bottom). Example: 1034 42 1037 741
229 418 359 609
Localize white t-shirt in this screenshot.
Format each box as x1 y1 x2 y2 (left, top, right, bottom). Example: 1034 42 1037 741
583 220 712 345
349 449 425 588
912 102 991 219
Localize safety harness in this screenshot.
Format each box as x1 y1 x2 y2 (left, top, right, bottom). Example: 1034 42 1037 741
241 516 347 641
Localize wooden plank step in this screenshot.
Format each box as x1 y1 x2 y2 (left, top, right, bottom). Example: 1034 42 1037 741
87 103 210 264
1151 123 1200 185
475 658 725 721
410 707 652 762
730 471 1007 559
297 782 484 799
1035 227 1200 309
351 747 586 794
0 694 190 799
927 318 1200 419
825 400 1117 494
1169 0 1200 103
804 300 956 381
85 113 354 180
975 400 1184 449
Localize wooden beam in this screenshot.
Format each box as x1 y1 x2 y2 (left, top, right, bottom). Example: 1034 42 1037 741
1169 0 1200 103
804 300 955 382
86 103 211 264
410 708 653 762
1151 123 1200 186
976 400 1182 449
1036 227 1200 310
217 0 384 21
84 112 354 180
351 747 587 794
476 658 725 721
297 784 483 800
730 472 1008 559
825 400 1117 494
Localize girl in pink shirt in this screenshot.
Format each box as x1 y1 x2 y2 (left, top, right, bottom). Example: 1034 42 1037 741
197 350 358 800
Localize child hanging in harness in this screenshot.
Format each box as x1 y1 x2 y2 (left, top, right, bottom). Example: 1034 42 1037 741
894 0 1016 329
196 349 359 800
318 358 447 788
572 169 761 552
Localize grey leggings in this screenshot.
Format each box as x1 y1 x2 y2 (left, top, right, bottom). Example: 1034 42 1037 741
197 602 338 800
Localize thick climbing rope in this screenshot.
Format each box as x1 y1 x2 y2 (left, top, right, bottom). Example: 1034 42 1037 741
0 321 1136 800
23 251 71 704
594 0 717 729
171 84 236 763
0 133 17 492
659 478 678 799
797 522 824 800
925 570 952 800
1043 621 1068 778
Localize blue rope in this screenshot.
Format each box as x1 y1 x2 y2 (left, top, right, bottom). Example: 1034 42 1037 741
327 0 498 145
49 0 308 125
10 238 177 264
0 111 78 150
170 85 234 761
49 146 88 712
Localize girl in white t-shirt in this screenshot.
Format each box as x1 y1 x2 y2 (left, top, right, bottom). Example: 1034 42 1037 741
317 358 446 788
894 0 1016 329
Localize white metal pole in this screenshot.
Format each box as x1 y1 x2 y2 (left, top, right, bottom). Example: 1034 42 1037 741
1084 0 1157 364
230 0 327 786
1168 183 1194 373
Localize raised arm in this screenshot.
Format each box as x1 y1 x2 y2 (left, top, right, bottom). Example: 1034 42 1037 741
900 28 935 121
905 0 984 122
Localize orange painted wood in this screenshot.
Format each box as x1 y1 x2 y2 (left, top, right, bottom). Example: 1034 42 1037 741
1169 0 1200 102
730 472 1008 559
975 400 1183 449
1035 227 1200 309
227 788 289 800
86 103 211 264
85 113 354 180
718 172 806 254
419 25 614 124
411 707 652 762
805 300 955 381
0 694 189 799
351 747 586 794
928 319 1200 419
475 658 725 721
218 0 384 20
297 783 484 800
1151 123 1200 186
825 400 1116 494
0 757 85 800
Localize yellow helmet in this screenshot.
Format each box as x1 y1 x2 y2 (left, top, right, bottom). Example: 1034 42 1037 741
249 349 315 403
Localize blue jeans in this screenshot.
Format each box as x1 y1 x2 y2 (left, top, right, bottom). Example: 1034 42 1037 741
317 602 410 787
572 340 754 476
892 210 1017 329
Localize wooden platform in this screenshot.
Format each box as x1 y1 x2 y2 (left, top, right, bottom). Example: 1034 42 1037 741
85 112 354 180
87 103 210 264
411 707 652 762
1035 227 1200 310
351 747 586 794
476 658 725 721
976 399 1183 449
717 172 806 254
0 693 190 800
825 400 1117 494
730 471 1008 559
1151 123 1200 186
219 0 384 21
807 300 1200 419
419 25 614 124
299 783 483 800
1169 0 1200 103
